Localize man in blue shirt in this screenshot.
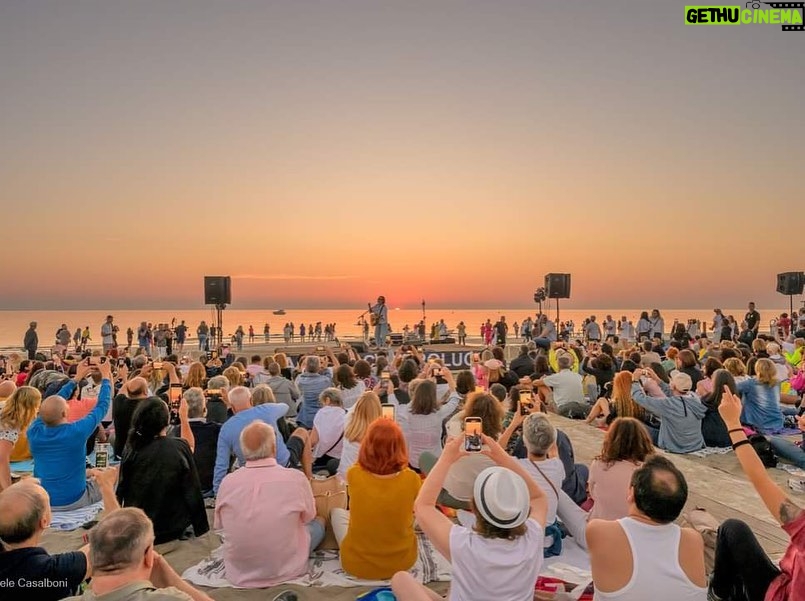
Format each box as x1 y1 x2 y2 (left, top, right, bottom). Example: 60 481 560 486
295 354 336 429
28 359 112 508
213 386 311 494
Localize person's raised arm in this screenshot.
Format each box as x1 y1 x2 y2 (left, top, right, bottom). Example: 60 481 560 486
164 361 180 387
719 386 803 526
629 373 667 415
178 394 195 453
88 466 120 517
327 347 340 368
57 362 92 400
498 404 527 451
76 361 113 437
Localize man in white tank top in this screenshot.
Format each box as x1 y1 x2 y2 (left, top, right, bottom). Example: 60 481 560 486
586 455 707 601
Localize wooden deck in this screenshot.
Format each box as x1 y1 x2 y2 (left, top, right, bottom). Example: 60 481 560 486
553 415 799 559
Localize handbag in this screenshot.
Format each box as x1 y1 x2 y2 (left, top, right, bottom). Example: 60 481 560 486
790 368 805 393
310 475 348 550
679 507 720 575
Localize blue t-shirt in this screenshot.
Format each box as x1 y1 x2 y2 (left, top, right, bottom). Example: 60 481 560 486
295 371 333 428
213 403 290 494
28 380 111 506
737 379 784 434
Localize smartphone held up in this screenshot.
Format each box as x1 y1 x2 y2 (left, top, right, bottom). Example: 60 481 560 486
464 417 483 453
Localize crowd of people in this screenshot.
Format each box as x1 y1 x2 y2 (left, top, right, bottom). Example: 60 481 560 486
0 301 803 600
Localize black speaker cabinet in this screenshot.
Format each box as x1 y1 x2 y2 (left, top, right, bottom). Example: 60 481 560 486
545 273 571 299
204 276 231 305
776 272 804 295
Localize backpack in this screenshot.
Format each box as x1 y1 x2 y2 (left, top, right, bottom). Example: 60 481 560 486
748 433 778 468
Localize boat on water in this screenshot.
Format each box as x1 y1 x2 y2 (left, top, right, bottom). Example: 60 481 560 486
272 309 286 315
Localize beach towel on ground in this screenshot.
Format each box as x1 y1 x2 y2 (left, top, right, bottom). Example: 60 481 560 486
687 447 733 458
181 531 451 589
10 459 35 473
49 501 104 531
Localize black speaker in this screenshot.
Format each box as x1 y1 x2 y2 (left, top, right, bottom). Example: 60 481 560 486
204 276 231 305
776 272 804 295
545 273 571 299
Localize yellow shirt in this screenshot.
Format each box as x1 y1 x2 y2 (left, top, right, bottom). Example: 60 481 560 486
9 429 31 462
341 464 421 579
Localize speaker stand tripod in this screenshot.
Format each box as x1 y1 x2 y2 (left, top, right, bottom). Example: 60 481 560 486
215 304 226 350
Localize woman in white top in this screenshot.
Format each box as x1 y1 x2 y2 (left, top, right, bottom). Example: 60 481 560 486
396 370 460 470
391 435 548 601
310 388 347 475
337 391 382 482
334 364 366 410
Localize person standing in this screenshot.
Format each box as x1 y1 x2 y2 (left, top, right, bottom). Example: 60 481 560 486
603 315 617 340
494 316 509 348
584 316 602 343
712 309 725 343
745 302 761 341
513 321 520 339
197 320 209 351
649 309 665 342
81 326 91 350
263 323 270 342
125 327 134 350
248 325 255 344
56 324 72 355
23 322 38 360
457 321 467 345
100 315 116 355
370 296 389 348
174 320 188 354
73 327 82 352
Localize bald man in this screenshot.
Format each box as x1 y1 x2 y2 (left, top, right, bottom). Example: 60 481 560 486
0 480 90 599
214 421 323 587
213 386 310 495
28 359 113 508
0 379 16 404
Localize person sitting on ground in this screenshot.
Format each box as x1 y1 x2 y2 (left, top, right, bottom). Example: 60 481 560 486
675 349 704 391
337 391 382 481
391 434 548 601
586 371 648 426
0 471 119 601
183 387 221 497
332 419 422 579
631 370 706 453
257 362 299 418
582 351 615 400
28 360 112 509
588 417 654 521
699 369 735 448
426 392 504 511
295 352 338 429
395 371 460 471
334 363 366 410
0 386 41 491
587 455 707 601
708 387 804 601
112 374 153 459
510 344 536 379
695 357 723 398
531 354 588 418
310 388 347 475
215 421 324 588
388 359 419 405
117 396 209 544
736 357 786 434
204 375 230 424
507 412 566 556
0 379 17 405
183 361 207 390
213 386 310 494
64 507 213 601
639 340 662 367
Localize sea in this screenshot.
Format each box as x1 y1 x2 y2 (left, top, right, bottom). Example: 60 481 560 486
0 306 789 350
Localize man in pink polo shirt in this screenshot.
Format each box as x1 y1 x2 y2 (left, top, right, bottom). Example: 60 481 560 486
214 421 324 588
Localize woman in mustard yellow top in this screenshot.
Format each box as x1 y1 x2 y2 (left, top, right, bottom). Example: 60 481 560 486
331 418 421 579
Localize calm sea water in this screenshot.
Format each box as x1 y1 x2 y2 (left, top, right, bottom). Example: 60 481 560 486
0 306 786 350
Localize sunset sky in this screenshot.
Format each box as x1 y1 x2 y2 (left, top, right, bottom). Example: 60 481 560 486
1 2 802 310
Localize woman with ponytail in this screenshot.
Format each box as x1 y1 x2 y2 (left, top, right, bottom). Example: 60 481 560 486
116 396 209 543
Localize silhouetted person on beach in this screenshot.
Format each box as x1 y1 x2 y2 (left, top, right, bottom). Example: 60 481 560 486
23 321 38 360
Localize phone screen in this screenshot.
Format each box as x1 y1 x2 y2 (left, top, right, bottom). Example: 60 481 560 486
464 418 483 452
520 391 533 415
381 404 395 420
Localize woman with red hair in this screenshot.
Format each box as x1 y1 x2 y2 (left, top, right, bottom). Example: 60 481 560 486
331 418 422 579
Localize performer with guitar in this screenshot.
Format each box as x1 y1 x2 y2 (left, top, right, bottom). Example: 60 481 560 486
368 296 389 348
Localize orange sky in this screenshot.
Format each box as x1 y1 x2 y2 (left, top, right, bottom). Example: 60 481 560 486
0 2 802 310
